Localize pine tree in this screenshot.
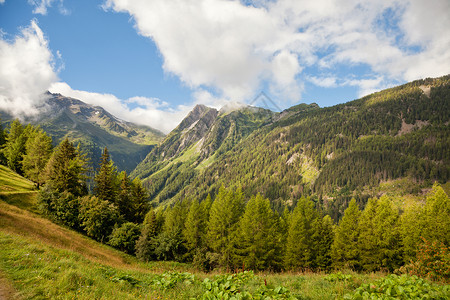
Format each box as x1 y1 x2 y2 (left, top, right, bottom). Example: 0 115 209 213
233 194 281 270
94 147 117 202
22 126 52 187
284 197 319 270
331 198 361 270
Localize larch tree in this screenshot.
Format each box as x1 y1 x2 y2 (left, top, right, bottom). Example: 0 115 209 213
4 119 26 174
331 198 361 270
206 186 244 268
284 197 319 270
233 194 281 270
22 126 52 187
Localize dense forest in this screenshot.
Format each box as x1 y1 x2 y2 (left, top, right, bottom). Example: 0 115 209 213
133 75 450 220
0 76 448 279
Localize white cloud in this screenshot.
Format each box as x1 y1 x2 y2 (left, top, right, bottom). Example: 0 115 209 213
0 0 5 5
0 20 58 116
28 0 69 15
104 0 450 103
49 82 190 134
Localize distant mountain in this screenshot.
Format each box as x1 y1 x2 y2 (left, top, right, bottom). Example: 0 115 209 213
132 75 450 215
0 93 165 173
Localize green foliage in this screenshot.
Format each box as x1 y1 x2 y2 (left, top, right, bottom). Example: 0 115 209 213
3 119 26 174
398 238 450 283
284 197 320 270
108 222 141 254
325 272 353 282
135 208 159 261
358 197 402 272
44 138 88 197
207 186 244 268
332 199 361 270
344 274 449 300
152 272 195 290
22 126 52 187
79 195 121 242
233 194 282 271
38 185 81 229
94 147 118 202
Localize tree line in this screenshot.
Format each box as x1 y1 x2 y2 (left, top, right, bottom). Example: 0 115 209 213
135 184 449 273
1 118 448 274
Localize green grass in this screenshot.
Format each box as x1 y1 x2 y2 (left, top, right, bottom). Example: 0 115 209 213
0 231 385 300
0 165 35 192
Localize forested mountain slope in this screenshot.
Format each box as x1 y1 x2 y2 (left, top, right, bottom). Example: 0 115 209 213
0 93 165 173
133 75 450 213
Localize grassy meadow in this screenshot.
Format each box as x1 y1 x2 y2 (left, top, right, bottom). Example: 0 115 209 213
0 167 448 299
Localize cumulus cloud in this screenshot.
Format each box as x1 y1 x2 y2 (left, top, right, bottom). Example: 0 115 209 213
49 82 190 134
104 0 450 103
0 20 58 116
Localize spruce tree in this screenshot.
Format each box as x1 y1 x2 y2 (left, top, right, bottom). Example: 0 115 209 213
131 177 149 223
331 198 361 270
136 208 159 261
94 147 117 202
44 138 87 197
116 171 132 221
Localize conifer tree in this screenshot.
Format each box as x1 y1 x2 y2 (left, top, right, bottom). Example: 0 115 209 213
131 177 149 223
206 186 244 267
94 147 117 202
312 215 334 270
184 199 206 257
4 119 26 173
422 183 450 246
284 197 319 270
234 194 281 270
331 198 361 270
22 126 52 187
116 171 132 221
358 196 402 271
136 208 159 261
44 138 87 197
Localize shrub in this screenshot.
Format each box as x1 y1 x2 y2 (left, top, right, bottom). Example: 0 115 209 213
108 222 141 254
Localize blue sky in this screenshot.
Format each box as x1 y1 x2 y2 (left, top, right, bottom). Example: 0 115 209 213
0 0 449 133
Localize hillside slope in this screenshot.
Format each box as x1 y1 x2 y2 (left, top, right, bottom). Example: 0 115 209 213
133 75 450 212
0 93 165 173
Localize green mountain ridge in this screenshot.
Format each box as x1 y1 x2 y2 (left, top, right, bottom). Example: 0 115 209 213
133 75 450 213
0 93 165 173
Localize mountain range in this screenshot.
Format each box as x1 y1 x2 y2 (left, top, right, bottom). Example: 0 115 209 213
131 75 449 216
0 93 165 173
1 75 449 215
